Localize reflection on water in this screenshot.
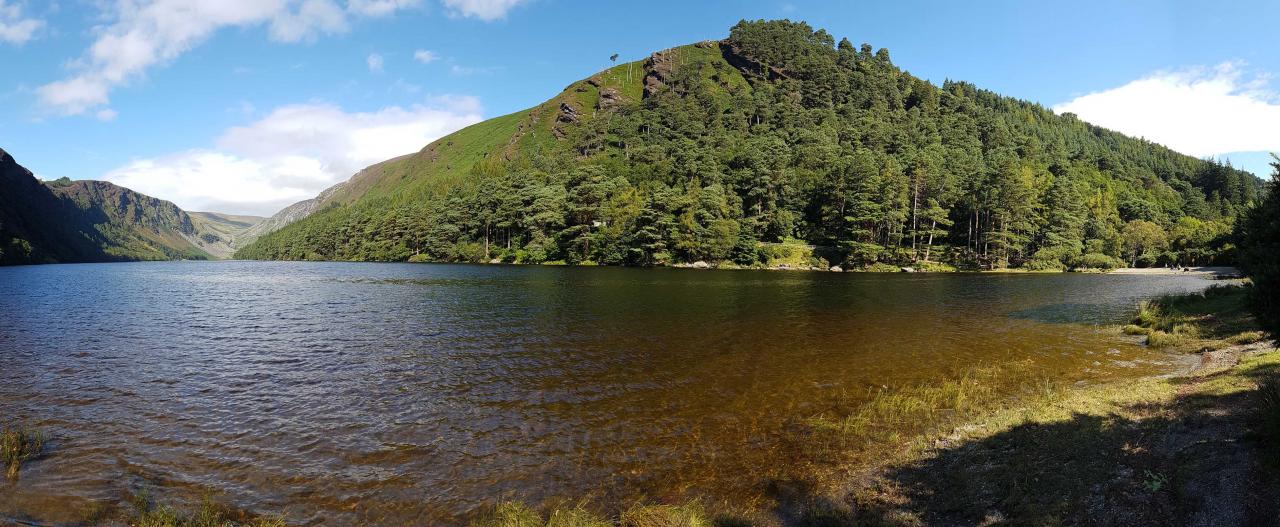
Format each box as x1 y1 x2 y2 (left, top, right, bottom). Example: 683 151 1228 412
0 262 1213 525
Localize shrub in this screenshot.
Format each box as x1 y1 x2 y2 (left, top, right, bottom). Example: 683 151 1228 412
454 242 489 263
864 262 901 273
1023 257 1065 271
1077 253 1124 271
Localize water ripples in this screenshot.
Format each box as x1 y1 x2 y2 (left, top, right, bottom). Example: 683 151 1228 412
0 262 1213 525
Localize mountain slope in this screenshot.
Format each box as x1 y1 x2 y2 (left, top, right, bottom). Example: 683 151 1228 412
188 211 266 258
238 20 1261 269
0 148 213 265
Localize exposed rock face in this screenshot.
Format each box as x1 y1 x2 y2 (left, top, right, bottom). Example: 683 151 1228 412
552 102 582 139
642 48 678 98
597 87 623 111
236 180 347 247
556 102 580 124
50 179 197 237
718 40 792 81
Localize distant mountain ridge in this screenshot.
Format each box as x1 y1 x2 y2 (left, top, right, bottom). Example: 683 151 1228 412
0 147 261 265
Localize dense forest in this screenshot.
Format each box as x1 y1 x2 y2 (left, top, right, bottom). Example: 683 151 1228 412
0 148 212 265
237 20 1261 271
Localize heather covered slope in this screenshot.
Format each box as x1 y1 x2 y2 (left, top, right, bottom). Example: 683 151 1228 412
0 148 211 265
238 20 1261 270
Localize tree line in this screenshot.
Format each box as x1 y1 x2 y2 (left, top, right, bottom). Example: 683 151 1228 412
237 20 1261 271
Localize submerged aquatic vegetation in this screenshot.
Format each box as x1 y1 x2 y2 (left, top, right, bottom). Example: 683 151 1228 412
2 425 44 477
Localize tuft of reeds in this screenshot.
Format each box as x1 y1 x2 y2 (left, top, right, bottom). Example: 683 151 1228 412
1129 284 1267 351
469 501 711 527
2 426 45 478
131 493 286 527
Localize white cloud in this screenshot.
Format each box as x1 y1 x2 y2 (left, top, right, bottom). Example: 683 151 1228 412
349 0 421 16
413 49 438 63
36 0 420 116
101 97 484 216
450 63 499 76
95 108 118 121
366 52 384 73
0 0 43 45
440 0 525 20
1054 62 1280 158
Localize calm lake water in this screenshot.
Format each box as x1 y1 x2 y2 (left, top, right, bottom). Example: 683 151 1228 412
0 262 1215 525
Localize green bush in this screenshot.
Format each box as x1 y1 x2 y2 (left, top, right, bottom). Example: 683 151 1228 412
1023 257 1065 271
864 262 901 273
454 242 489 263
1077 253 1124 271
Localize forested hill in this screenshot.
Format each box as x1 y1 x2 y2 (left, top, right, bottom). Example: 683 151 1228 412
236 19 1262 270
0 148 217 265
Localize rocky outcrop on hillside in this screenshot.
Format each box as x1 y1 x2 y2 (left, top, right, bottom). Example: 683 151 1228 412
236 180 347 247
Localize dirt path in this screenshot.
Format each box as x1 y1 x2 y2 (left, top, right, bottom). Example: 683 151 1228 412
1164 343 1279 526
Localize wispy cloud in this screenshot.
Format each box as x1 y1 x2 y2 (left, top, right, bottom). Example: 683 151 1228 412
413 49 439 63
0 0 43 45
95 108 118 122
440 0 525 21
367 52 384 73
1054 62 1280 158
101 96 484 215
450 63 501 76
36 0 422 117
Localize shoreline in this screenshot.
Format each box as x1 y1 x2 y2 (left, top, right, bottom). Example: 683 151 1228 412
1111 266 1242 277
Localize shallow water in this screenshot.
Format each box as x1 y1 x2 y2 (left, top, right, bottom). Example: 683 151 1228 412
0 262 1214 525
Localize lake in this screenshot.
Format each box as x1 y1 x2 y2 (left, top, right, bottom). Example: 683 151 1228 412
0 262 1215 525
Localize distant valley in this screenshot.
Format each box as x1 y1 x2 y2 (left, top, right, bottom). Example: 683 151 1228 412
0 148 308 265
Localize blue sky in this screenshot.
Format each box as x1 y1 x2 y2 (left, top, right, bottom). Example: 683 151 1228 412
1 0 1277 215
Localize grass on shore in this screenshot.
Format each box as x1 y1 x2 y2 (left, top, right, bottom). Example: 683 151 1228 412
129 493 285 527
470 501 714 527
1 425 44 478
1127 283 1267 350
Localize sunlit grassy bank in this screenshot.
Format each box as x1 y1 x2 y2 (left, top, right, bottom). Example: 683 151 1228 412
126 494 286 527
471 502 717 527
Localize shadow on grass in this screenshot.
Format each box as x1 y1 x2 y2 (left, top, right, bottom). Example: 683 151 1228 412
771 357 1280 526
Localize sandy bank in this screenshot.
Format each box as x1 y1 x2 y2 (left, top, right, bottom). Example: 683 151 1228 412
1111 266 1240 277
